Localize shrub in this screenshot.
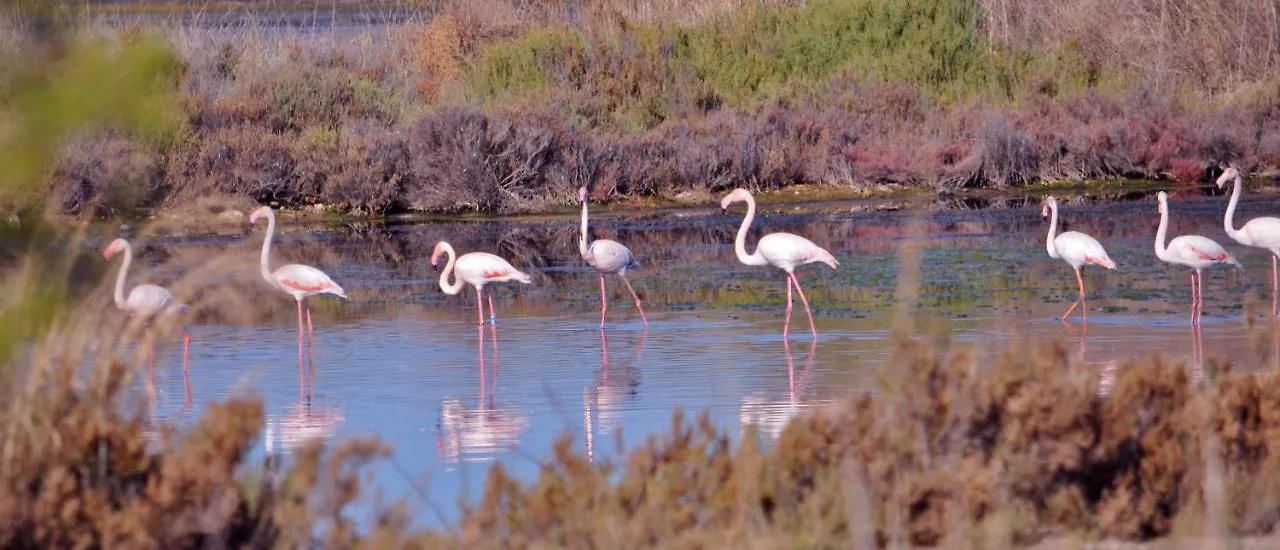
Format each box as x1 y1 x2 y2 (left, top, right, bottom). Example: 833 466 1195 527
49 133 163 218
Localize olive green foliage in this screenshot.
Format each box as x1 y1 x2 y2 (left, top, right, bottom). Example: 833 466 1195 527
0 31 183 210
469 0 1008 123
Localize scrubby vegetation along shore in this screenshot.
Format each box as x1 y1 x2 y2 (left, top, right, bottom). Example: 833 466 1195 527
15 303 1280 546
4 0 1277 221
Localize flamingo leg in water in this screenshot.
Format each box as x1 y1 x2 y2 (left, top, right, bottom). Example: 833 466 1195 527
784 336 795 395
1189 271 1197 323
305 306 314 348
489 323 500 402
181 327 191 374
476 324 486 409
789 272 818 338
782 275 794 339
1264 255 1274 319
599 274 608 328
295 299 306 401
305 304 317 398
1197 269 1206 321
1061 267 1086 322
619 273 648 326
474 286 485 326
488 289 497 325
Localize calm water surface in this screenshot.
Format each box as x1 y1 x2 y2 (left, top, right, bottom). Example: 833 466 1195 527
119 188 1280 527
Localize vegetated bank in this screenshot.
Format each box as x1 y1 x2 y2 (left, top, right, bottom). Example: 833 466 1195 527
18 0 1280 221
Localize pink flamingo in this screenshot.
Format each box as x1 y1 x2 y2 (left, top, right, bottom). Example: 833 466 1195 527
721 188 839 338
431 241 532 325
103 238 190 373
1042 196 1116 322
1218 164 1280 316
249 206 347 372
1154 191 1240 323
578 186 648 327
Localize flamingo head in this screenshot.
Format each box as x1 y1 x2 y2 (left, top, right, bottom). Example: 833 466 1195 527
430 241 446 267
1040 196 1057 217
102 238 129 259
1215 164 1239 189
720 188 750 211
1157 191 1168 214
578 186 588 203
248 206 272 224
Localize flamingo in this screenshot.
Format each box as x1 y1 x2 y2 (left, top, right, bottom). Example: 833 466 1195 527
249 206 347 371
1041 196 1116 322
1217 164 1280 317
721 188 839 338
103 238 190 373
430 241 532 325
578 186 648 327
1153 191 1240 323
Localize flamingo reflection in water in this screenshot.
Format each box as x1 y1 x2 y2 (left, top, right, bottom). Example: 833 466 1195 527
739 338 833 441
264 353 345 458
437 324 529 464
1076 323 1120 399
140 358 195 451
584 328 647 463
264 393 346 458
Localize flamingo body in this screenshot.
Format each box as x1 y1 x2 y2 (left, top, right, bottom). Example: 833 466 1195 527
1049 231 1116 270
584 239 640 274
756 232 840 273
452 252 534 288
578 186 648 327
1161 235 1236 271
1041 196 1116 322
122 283 181 317
721 188 838 338
432 241 532 325
268 263 347 301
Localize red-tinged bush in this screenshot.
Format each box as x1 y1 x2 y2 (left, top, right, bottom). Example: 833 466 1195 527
1168 158 1206 183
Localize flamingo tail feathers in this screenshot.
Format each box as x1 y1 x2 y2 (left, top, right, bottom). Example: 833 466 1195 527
1088 255 1116 270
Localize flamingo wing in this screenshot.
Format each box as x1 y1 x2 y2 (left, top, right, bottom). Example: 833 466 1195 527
1169 235 1234 264
125 284 176 316
758 232 839 271
272 264 347 297
457 253 533 286
1054 231 1115 269
586 239 640 273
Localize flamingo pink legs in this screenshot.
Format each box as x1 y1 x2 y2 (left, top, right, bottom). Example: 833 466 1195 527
598 274 649 328
1061 267 1087 323
782 272 817 338
620 274 648 326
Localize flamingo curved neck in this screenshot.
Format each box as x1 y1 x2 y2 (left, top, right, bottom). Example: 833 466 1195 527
733 194 768 267
259 209 277 286
1155 204 1171 261
1045 203 1060 259
1224 174 1246 242
437 244 465 295
113 242 133 309
579 199 590 258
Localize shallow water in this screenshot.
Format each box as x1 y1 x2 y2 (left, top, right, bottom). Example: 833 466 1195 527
119 187 1280 527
